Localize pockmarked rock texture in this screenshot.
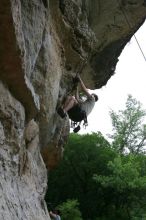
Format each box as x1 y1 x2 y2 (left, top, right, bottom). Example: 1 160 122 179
0 0 146 219
0 83 49 220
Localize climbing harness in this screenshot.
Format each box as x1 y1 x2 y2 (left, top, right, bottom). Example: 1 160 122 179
70 111 88 133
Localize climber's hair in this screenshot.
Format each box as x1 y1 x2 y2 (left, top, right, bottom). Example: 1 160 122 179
54 209 61 215
92 93 98 102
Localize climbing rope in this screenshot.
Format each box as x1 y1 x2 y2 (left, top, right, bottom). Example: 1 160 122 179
117 0 146 62
69 39 94 95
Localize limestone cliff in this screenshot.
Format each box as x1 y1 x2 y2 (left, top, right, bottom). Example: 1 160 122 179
0 0 146 219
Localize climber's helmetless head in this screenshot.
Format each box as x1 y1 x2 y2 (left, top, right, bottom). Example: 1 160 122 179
92 93 98 102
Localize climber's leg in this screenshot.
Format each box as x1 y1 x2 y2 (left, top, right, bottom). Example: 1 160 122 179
57 107 67 118
63 96 78 112
57 96 78 118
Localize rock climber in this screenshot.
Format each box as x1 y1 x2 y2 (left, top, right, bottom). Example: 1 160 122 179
49 210 61 220
57 75 98 132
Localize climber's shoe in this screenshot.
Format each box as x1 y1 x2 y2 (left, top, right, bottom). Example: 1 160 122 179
73 125 80 133
57 107 67 118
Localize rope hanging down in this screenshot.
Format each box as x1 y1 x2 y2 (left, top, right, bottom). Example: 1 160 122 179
117 0 146 62
70 39 93 95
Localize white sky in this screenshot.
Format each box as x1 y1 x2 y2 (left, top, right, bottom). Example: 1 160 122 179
79 20 146 138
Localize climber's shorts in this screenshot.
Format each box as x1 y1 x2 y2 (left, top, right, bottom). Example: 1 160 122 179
68 104 86 122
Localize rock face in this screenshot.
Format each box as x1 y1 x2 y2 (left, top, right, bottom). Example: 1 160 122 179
0 0 146 219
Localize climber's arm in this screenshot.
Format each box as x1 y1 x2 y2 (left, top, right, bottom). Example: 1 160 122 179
49 211 56 218
75 86 80 102
78 75 91 98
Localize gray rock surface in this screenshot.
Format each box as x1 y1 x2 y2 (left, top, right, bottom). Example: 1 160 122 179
0 0 146 219
0 83 49 219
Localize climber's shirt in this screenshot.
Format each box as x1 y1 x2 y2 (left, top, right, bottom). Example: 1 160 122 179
55 215 61 220
79 95 95 116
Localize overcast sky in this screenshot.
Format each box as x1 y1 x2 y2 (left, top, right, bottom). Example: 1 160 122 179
79 20 146 138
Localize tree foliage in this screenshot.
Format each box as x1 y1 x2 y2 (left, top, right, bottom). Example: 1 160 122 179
94 154 146 219
45 132 115 219
109 95 146 154
58 199 82 220
46 95 146 219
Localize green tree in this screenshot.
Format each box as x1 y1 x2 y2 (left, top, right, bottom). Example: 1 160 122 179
45 132 116 219
93 154 146 219
109 95 146 154
58 199 82 220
